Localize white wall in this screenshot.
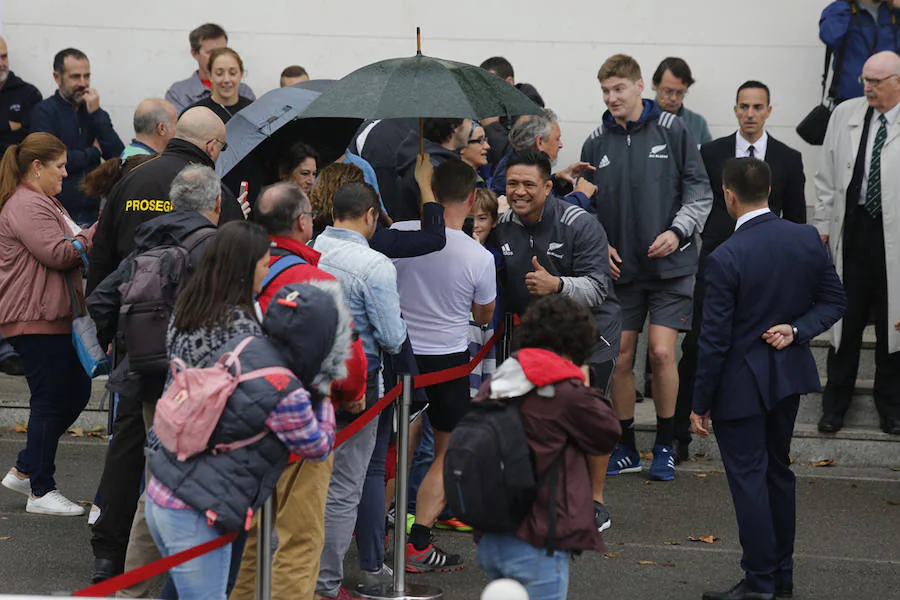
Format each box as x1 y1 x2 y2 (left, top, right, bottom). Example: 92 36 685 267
3 0 831 204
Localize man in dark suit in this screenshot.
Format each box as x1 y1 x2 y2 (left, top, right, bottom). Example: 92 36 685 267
691 158 846 600
674 80 807 462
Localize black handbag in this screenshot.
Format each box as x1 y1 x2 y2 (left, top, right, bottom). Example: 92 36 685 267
797 1 859 145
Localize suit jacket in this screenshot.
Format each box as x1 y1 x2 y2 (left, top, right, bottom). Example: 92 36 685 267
699 133 806 260
692 212 846 421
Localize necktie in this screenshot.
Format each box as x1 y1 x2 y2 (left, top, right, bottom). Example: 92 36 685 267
747 145 755 158
864 114 888 218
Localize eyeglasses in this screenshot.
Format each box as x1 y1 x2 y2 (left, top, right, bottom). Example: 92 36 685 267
295 209 318 219
468 136 488 146
657 87 688 99
208 138 228 151
858 74 899 88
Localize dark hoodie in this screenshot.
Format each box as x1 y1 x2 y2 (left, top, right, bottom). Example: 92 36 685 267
391 133 461 222
87 210 216 357
0 71 43 155
86 138 244 294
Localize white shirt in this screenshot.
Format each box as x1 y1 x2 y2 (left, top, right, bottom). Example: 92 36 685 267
735 130 768 160
391 222 496 355
859 102 900 204
735 207 771 231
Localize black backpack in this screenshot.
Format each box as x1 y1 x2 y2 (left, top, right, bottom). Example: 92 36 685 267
117 228 215 375
443 398 561 544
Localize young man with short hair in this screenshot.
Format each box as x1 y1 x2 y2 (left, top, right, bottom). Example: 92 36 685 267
652 56 712 145
581 53 712 481
392 158 497 573
165 23 255 113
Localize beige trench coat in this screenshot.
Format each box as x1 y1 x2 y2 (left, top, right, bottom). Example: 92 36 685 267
812 97 900 354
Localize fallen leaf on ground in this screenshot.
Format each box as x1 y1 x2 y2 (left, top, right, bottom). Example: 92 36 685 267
14 423 26 433
87 432 109 439
68 427 84 437
693 455 708 461
890 467 900 472
709 469 724 474
639 452 653 460
887 500 899 506
604 553 619 558
811 459 835 467
664 541 682 545
661 563 676 567
637 560 657 565
0 536 11 541
694 473 708 478
87 425 106 433
789 455 796 464
688 535 718 543
643 480 652 485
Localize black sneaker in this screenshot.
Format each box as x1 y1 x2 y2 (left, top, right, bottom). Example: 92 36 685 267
594 501 611 533
405 541 464 573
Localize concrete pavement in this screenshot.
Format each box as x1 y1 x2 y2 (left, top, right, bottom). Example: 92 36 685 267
0 429 897 599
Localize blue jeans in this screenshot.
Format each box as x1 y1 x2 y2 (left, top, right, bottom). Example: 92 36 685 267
355 404 394 571
476 534 571 600
8 334 91 496
145 498 231 600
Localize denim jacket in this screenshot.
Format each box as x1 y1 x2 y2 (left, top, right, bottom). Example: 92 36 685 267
312 226 406 369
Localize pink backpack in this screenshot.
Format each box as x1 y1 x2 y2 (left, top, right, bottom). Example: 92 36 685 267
154 336 295 461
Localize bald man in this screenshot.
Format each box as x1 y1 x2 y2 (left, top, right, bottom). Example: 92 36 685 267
0 36 42 156
814 51 900 436
121 99 177 159
86 106 242 293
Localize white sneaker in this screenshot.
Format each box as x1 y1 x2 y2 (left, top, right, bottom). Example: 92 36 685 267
2 469 30 496
26 490 85 516
88 504 101 525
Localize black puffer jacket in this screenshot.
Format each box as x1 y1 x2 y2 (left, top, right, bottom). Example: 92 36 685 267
86 138 244 294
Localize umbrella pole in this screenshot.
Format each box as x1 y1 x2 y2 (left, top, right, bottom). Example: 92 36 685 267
416 26 421 55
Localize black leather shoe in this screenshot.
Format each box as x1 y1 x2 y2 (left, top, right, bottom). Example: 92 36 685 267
881 416 900 435
0 355 24 376
702 580 774 600
775 582 793 598
674 439 690 464
91 557 122 584
817 413 843 433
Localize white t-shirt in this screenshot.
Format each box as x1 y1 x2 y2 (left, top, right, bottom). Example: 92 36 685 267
391 222 496 355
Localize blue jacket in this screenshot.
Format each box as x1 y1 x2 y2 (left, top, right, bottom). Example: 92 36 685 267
820 0 900 101
30 91 124 224
692 212 846 421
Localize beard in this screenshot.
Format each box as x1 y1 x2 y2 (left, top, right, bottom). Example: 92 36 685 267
62 87 86 104
0 70 8 85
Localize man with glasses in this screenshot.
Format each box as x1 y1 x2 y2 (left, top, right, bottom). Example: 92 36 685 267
87 106 245 294
813 50 900 435
652 57 712 146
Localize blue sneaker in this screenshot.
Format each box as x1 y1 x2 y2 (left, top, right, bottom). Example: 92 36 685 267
607 444 641 475
649 444 675 481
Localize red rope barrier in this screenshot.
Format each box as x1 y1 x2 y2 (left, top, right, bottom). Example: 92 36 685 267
73 328 501 597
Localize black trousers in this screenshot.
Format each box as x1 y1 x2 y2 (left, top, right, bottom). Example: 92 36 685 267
823 207 900 421
674 272 707 446
714 395 800 595
90 380 164 563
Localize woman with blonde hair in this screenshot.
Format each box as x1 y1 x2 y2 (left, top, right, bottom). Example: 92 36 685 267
0 132 97 516
308 162 366 233
184 47 252 123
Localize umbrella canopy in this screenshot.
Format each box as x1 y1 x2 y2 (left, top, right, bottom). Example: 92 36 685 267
299 53 543 120
216 80 362 204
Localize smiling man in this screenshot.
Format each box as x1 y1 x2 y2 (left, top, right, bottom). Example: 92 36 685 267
30 48 123 226
580 53 712 482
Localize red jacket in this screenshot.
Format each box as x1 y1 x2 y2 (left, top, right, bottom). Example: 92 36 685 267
475 349 621 553
258 236 367 406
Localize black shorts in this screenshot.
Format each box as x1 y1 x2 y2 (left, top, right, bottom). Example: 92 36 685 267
415 351 471 433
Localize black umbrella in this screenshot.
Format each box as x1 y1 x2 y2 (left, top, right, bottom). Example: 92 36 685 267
299 31 543 124
216 80 362 204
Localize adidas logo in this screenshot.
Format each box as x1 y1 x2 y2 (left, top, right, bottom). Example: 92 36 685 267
598 155 610 169
501 243 513 256
649 144 669 159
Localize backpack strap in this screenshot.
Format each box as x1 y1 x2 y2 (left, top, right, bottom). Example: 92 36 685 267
257 254 308 299
181 227 217 254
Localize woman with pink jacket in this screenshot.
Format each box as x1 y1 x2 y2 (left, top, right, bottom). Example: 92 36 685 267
0 132 96 516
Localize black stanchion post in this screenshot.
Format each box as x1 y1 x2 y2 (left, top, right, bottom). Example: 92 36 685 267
256 496 273 600
357 374 442 600
498 312 515 363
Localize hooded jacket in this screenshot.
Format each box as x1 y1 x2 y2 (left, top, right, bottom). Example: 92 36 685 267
0 71 43 155
392 133 460 222
580 100 713 284
149 282 348 532
474 349 620 552
492 194 621 364
86 138 244 294
30 91 124 224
